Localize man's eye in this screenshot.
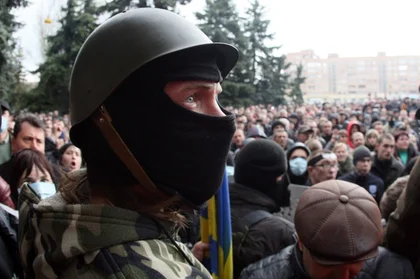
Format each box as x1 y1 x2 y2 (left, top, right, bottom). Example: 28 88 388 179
186 96 195 104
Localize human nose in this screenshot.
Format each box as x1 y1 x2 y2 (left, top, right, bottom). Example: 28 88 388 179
203 88 225 117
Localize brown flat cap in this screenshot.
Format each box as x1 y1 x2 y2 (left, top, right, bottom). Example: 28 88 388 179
295 180 383 265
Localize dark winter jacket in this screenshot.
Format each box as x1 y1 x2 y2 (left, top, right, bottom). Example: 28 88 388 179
371 155 404 189
384 157 420 278
0 204 21 279
240 244 415 279
230 182 296 279
338 171 385 204
337 156 354 177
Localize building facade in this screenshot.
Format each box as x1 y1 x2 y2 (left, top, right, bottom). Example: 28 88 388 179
286 50 420 102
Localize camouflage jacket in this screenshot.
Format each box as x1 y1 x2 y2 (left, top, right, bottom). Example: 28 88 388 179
18 180 211 279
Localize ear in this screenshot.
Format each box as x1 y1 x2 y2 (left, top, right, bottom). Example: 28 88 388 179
11 137 16 154
297 237 304 251
307 166 313 174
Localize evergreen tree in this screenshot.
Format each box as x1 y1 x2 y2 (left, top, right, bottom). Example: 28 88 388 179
244 0 274 83
0 0 28 99
99 0 192 16
32 0 98 112
244 0 291 105
196 0 252 84
256 55 290 105
196 0 254 106
289 64 306 106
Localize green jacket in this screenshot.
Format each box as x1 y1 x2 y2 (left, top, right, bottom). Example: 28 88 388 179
18 175 211 279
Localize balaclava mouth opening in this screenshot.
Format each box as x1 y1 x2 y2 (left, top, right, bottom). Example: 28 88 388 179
102 48 236 207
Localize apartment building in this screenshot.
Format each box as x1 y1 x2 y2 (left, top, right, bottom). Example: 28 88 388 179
286 50 420 101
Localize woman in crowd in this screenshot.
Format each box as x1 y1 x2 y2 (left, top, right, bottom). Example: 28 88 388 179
394 131 418 166
9 149 58 206
334 142 353 177
57 143 83 172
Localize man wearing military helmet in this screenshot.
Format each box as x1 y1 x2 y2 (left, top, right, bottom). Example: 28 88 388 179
19 8 238 278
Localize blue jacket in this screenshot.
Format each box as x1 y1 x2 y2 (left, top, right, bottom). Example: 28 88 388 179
338 171 385 204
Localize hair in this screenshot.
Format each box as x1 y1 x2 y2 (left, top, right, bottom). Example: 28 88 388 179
333 142 348 153
372 121 383 127
13 113 44 138
323 121 332 127
305 139 322 153
338 129 348 137
378 133 395 145
402 156 419 176
274 130 287 137
365 129 379 140
351 131 364 140
9 149 57 205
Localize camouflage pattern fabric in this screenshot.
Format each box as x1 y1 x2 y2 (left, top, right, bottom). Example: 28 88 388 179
18 173 211 279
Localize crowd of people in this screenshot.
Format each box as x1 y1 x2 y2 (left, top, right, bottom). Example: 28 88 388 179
1 7 420 279
226 98 420 278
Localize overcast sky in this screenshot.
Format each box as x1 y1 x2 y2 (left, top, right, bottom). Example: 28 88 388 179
14 0 420 81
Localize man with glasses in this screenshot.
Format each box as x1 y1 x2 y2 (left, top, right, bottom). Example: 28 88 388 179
338 146 384 204
371 133 404 190
306 150 338 186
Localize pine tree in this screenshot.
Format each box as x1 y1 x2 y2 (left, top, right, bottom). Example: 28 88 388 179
0 0 28 99
244 0 290 105
32 0 98 112
244 0 274 83
289 64 306 106
196 0 254 106
99 0 192 16
256 55 290 105
196 0 252 84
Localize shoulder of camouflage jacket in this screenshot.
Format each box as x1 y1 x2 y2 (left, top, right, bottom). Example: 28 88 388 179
18 182 211 278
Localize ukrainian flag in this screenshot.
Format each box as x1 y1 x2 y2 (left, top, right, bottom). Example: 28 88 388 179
200 170 233 279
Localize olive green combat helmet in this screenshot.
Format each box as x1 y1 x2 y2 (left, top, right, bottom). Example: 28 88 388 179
69 8 238 131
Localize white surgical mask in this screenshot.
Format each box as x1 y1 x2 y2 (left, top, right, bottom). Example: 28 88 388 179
0 116 8 133
289 157 308 176
29 181 56 200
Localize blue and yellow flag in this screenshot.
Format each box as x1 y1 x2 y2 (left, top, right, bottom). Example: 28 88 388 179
200 170 233 279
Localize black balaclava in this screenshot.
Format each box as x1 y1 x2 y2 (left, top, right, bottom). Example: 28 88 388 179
234 140 287 206
103 48 236 207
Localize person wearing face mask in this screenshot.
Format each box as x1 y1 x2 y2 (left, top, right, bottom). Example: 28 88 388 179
19 9 238 279
10 149 57 206
278 143 311 189
0 101 12 165
230 140 296 279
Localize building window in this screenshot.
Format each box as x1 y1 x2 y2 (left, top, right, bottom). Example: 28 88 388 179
399 65 408 71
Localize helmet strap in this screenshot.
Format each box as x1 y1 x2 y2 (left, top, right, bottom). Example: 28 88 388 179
91 105 168 199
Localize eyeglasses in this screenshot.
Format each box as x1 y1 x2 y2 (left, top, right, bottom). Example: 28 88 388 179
315 163 339 171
